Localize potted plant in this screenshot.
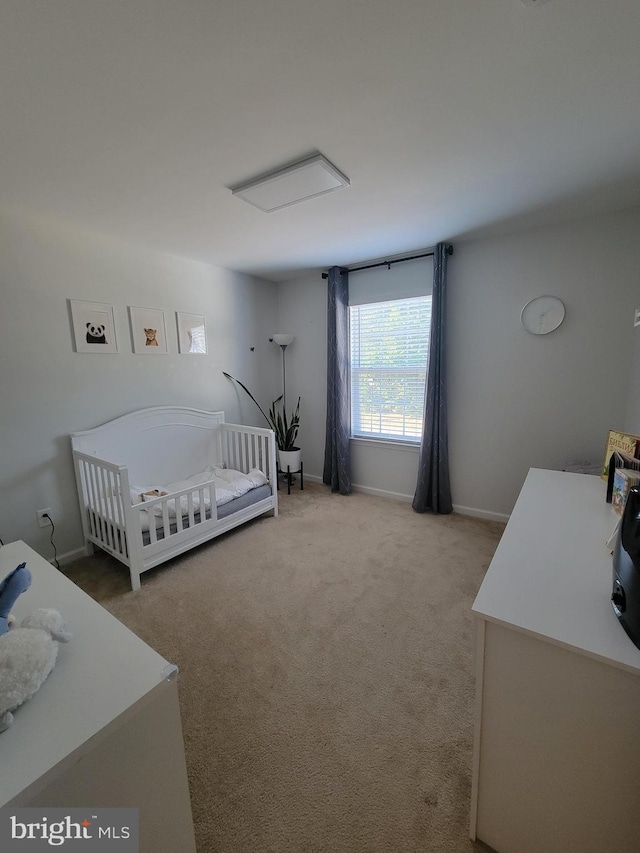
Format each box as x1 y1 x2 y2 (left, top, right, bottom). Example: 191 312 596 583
223 372 301 473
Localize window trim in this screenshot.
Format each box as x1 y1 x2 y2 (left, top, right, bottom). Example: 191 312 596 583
350 436 421 453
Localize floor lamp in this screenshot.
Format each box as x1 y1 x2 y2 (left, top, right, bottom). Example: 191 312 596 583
271 334 294 412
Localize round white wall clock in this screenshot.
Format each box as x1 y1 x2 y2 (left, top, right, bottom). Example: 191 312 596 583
520 295 566 335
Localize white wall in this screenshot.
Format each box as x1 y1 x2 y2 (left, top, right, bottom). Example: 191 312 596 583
0 211 278 559
277 207 640 519
625 322 640 433
276 273 328 478
449 207 640 517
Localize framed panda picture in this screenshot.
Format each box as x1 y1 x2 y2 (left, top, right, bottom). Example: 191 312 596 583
70 299 118 354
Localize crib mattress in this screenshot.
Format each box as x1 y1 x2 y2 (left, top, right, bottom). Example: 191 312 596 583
141 484 272 544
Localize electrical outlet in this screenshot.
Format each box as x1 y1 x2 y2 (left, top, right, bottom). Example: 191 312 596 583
634 308 640 328
37 508 52 528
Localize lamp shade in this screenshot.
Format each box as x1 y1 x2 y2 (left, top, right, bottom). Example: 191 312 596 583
272 334 294 347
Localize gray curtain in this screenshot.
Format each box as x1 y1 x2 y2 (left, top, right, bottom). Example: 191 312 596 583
412 243 452 514
323 266 351 494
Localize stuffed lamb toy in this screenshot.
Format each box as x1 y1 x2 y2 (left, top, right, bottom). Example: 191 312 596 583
0 563 72 733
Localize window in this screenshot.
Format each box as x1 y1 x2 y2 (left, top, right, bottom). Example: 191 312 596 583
349 295 432 443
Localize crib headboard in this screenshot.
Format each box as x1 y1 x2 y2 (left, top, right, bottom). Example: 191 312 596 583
71 407 226 485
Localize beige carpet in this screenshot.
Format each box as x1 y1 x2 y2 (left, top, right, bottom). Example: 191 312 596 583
64 481 504 853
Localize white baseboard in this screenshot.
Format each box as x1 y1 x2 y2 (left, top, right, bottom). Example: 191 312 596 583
54 546 87 567
452 504 510 524
300 473 409 501
303 473 509 523
304 475 415 504
352 483 414 503
300 473 323 485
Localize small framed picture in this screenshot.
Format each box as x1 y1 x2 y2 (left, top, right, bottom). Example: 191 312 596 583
176 312 207 354
129 306 168 354
70 299 118 353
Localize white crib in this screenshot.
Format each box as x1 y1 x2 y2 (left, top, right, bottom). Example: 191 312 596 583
71 407 278 590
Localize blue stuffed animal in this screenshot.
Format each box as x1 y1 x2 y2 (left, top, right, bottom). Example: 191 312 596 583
0 563 32 635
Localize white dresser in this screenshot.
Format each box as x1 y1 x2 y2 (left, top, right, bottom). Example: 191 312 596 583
470 469 640 853
0 541 196 853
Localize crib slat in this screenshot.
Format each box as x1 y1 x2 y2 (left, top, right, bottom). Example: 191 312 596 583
83 459 95 538
161 501 170 539
175 496 184 533
109 473 121 547
107 469 126 558
79 460 94 539
226 430 232 469
78 460 91 538
112 470 124 529
103 467 116 550
87 462 104 542
99 466 116 551
231 431 237 470
88 462 102 540
147 508 157 544
187 490 195 527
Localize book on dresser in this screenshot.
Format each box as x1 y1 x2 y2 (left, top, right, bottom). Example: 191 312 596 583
601 430 640 481
612 465 640 515
607 449 640 508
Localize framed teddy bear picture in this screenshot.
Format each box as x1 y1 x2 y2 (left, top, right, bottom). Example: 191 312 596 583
128 306 168 354
69 299 119 354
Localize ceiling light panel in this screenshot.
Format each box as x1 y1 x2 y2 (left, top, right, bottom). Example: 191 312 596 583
230 154 350 212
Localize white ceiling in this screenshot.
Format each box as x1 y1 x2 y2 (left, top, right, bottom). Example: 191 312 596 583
2 0 639 281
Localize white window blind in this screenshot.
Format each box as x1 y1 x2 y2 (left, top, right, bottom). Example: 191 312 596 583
350 295 432 443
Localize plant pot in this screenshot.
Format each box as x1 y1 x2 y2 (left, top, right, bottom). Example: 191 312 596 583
278 447 301 473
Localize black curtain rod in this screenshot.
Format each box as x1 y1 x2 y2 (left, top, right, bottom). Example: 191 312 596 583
321 244 453 278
